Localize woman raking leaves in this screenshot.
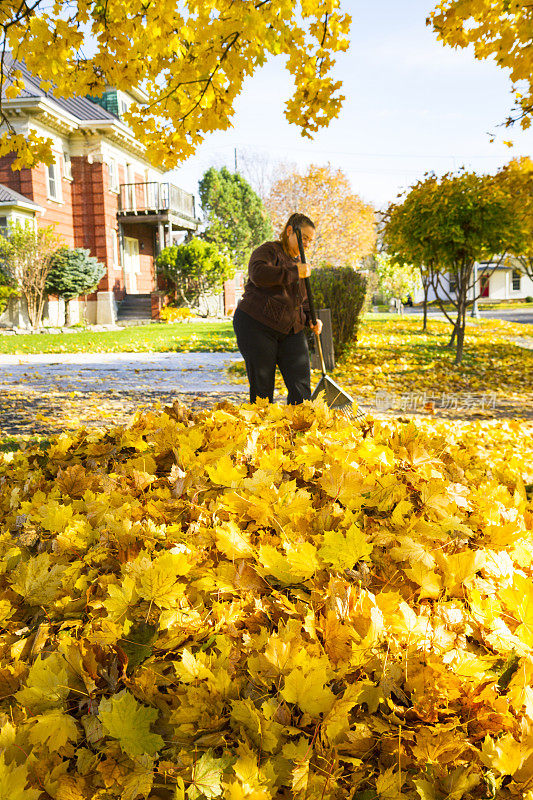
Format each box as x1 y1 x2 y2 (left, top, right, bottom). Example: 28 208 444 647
233 212 323 405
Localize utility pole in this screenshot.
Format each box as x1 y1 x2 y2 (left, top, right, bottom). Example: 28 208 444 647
234 148 238 173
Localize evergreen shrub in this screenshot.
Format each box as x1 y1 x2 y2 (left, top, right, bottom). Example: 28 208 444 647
308 266 368 357
46 248 105 302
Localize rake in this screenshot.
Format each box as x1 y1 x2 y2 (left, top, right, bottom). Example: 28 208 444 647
295 228 365 421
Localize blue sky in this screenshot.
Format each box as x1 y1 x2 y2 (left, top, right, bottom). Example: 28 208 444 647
169 0 533 210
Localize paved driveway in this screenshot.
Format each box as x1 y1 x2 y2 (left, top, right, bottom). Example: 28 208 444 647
478 308 533 325
0 352 250 437
403 306 533 325
0 351 247 394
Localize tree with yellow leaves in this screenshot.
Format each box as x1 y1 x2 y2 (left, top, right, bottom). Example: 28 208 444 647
383 169 526 364
428 0 533 130
495 157 533 284
265 164 376 267
0 0 351 169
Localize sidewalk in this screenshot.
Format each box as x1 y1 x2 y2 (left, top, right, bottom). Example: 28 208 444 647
0 351 247 394
0 352 250 437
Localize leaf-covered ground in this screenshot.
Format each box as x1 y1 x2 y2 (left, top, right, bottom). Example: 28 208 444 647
0 388 247 442
336 316 532 405
0 400 532 800
1 316 530 446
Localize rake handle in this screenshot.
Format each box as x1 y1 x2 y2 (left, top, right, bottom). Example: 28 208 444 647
294 228 327 378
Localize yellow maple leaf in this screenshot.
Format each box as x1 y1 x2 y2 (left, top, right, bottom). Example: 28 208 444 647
215 521 254 559
500 573 533 645
228 740 270 800
321 611 353 664
10 552 66 605
258 542 318 585
319 524 372 569
137 551 191 608
281 661 335 717
323 685 360 745
507 657 533 718
390 536 436 569
36 500 75 533
404 562 442 599
282 737 312 795
376 766 405 800
480 733 533 776
230 698 280 753
0 754 40 800
103 575 138 621
437 550 485 595
15 653 70 713
441 767 480 800
28 709 79 750
122 755 154 800
206 455 248 487
175 649 215 683
99 689 163 757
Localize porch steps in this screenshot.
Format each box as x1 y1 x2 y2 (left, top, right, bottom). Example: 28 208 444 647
116 293 153 325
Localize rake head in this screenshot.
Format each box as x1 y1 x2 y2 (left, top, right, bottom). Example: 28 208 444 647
311 374 366 420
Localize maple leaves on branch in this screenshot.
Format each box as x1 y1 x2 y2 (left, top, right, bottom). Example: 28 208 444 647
0 0 351 168
428 0 533 131
0 399 532 798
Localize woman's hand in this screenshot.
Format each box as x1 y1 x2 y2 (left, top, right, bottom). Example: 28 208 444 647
297 262 311 279
310 319 323 335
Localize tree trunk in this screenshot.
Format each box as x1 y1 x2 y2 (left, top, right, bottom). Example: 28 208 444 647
454 323 465 364
454 293 468 364
447 320 457 348
422 284 429 331
25 291 38 329
65 298 77 326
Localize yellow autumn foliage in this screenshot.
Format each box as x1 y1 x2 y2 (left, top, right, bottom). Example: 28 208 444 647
0 399 532 799
0 0 351 169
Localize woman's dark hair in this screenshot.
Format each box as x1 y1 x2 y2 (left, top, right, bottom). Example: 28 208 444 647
280 213 315 254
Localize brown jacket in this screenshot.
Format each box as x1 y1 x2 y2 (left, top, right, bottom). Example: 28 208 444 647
237 241 310 334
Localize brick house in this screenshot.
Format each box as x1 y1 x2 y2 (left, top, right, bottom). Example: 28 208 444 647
0 57 199 327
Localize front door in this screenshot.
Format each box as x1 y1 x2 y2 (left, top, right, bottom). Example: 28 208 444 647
124 237 140 294
480 275 490 298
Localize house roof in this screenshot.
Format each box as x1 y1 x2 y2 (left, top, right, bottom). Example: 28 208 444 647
2 55 119 122
478 259 522 272
0 183 41 209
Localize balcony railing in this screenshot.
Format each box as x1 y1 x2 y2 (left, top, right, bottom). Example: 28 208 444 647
119 182 196 220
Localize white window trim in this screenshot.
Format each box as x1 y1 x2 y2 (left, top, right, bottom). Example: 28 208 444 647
511 270 522 292
111 229 120 267
46 154 63 202
62 151 73 181
108 157 119 193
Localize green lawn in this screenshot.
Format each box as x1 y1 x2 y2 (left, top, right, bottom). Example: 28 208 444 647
0 321 238 354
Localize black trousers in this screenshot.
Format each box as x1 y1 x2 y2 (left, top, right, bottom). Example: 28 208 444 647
233 308 311 405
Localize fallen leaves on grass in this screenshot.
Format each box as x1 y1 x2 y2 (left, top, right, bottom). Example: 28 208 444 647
334 317 533 402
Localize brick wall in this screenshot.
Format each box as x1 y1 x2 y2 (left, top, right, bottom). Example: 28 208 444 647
122 222 156 294
0 153 33 200
0 152 158 299
31 163 75 245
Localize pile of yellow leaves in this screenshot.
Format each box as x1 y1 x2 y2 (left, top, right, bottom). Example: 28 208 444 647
0 399 532 800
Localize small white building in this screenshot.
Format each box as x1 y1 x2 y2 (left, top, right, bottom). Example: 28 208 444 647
0 184 42 232
413 261 533 304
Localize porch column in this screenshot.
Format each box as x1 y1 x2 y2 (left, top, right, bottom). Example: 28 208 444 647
158 221 165 254
96 291 117 325
118 221 127 295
